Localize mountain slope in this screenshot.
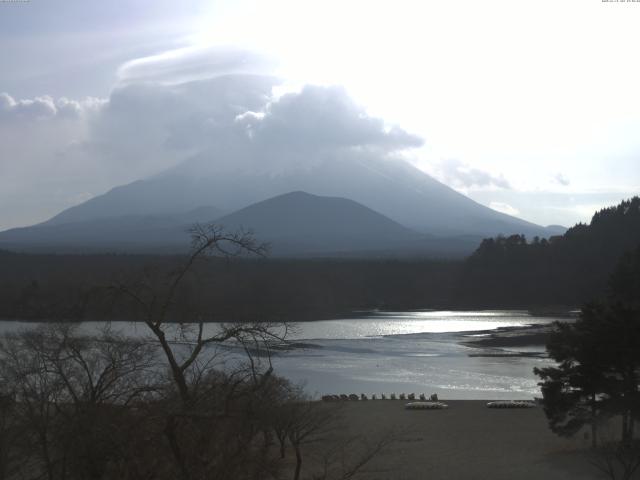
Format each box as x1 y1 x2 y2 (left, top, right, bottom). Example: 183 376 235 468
0 206 224 253
43 153 552 238
0 191 482 257
214 191 425 255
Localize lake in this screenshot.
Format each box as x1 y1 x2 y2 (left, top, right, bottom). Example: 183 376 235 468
0 310 565 400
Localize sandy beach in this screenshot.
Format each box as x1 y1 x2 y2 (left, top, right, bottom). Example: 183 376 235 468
308 400 605 480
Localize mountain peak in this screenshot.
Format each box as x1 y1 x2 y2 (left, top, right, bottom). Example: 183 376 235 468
207 191 428 256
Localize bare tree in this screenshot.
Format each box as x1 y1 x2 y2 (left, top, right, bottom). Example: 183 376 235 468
111 224 285 405
0 323 159 480
589 422 640 480
109 224 294 480
284 400 340 480
0 392 19 480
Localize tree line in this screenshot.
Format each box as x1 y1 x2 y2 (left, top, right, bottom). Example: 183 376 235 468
0 251 460 323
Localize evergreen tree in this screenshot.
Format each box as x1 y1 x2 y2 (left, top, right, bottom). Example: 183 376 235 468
535 248 640 446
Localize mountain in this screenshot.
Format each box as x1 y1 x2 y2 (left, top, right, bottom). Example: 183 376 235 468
0 192 480 256
214 191 448 256
42 153 556 238
0 206 224 253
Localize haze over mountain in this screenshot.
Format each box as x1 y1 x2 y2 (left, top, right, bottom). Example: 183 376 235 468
0 206 224 253
0 191 483 257
42 149 560 238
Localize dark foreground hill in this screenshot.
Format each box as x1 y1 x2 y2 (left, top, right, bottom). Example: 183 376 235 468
214 191 480 257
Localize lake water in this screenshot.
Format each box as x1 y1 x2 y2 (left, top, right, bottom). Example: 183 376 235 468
272 310 562 400
0 310 564 400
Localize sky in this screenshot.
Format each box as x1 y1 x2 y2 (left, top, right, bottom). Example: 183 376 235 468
1 0 639 231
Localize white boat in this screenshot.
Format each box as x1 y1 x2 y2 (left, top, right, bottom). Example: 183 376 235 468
405 401 448 410
486 400 536 409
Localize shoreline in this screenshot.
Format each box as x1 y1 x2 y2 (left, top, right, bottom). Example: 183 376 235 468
458 322 562 354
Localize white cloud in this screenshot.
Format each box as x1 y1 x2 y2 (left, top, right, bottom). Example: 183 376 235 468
116 45 278 86
0 92 104 122
554 173 570 186
237 85 423 153
0 93 56 120
489 202 520 217
431 159 510 190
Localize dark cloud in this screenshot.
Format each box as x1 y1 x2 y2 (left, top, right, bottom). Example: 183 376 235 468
437 158 510 189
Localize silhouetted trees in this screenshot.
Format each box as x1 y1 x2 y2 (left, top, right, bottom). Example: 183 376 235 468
459 196 640 307
535 246 640 479
0 323 160 479
0 249 461 322
533 303 640 446
0 327 391 480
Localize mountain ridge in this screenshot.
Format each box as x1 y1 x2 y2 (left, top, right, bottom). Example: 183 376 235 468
0 191 484 257
42 153 557 239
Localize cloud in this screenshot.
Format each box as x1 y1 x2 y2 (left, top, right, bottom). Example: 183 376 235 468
554 173 570 186
83 75 423 180
489 201 520 216
435 158 510 189
0 93 57 120
117 45 277 86
236 85 424 153
0 93 106 229
82 74 280 178
0 92 104 121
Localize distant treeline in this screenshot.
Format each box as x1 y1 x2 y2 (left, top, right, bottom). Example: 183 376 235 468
1 196 639 321
0 252 460 322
